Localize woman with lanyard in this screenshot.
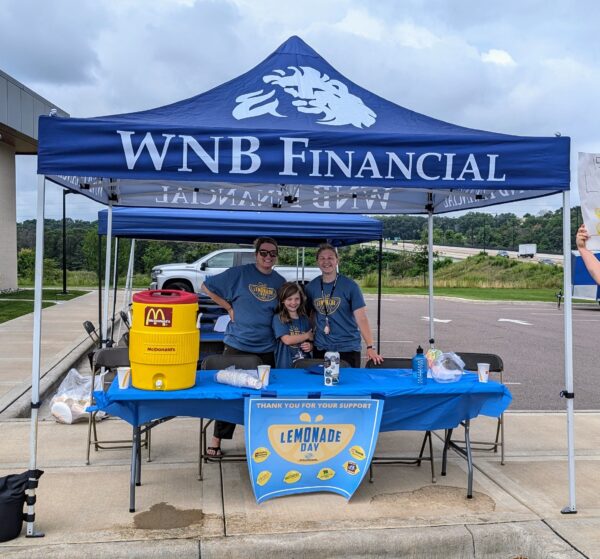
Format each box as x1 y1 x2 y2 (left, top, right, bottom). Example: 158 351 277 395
305 243 383 367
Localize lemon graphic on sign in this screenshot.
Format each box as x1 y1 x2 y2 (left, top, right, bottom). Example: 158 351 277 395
256 471 272 486
349 445 366 461
284 470 302 484
317 467 335 481
595 208 600 218
343 461 360 476
268 412 355 465
252 447 271 463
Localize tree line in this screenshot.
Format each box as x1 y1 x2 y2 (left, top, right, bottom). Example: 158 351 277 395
16 207 583 282
379 207 583 253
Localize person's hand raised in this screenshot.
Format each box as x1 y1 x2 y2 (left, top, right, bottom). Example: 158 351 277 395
576 224 590 250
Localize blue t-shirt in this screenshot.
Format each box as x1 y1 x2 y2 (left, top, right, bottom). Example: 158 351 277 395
305 274 366 352
203 264 285 353
272 314 312 369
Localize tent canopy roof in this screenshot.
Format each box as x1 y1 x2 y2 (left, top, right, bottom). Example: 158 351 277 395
87 36 502 136
97 207 382 247
38 36 570 214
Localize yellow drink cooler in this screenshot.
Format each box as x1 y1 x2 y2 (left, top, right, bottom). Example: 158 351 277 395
130 290 199 390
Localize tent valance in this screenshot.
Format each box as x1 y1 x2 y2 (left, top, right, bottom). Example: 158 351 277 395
97 207 382 246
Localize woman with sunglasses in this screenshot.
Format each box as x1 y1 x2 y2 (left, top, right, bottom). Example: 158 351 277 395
201 237 285 457
305 243 383 368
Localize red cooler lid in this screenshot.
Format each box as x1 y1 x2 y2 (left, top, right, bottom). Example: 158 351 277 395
133 289 198 305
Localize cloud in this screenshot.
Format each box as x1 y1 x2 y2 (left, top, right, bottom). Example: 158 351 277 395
481 49 516 67
6 0 600 220
335 9 387 41
0 0 107 85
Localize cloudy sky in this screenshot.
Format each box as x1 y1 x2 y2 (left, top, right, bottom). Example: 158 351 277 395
3 0 599 221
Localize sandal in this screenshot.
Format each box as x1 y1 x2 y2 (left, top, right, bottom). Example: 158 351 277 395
206 446 223 458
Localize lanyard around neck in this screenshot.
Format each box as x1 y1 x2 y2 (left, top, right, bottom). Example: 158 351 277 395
320 274 339 317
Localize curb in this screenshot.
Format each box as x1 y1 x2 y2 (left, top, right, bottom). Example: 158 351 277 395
0 333 96 419
0 521 583 558
198 521 584 558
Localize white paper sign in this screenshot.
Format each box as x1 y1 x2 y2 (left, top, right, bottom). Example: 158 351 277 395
578 153 600 250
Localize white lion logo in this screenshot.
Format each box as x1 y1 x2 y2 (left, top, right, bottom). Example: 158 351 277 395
232 66 376 129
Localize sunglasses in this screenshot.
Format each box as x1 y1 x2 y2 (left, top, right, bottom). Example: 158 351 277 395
258 249 278 258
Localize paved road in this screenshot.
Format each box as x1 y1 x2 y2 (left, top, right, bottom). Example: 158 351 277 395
364 295 599 411
366 241 563 264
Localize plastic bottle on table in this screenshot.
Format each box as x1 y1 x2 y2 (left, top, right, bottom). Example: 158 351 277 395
412 345 427 385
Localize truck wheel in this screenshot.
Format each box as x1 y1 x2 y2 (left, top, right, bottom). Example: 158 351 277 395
165 280 194 293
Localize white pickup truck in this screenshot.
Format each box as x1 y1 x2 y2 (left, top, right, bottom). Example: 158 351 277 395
150 248 321 293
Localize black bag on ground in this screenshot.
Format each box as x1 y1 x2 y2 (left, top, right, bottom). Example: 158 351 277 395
0 470 43 542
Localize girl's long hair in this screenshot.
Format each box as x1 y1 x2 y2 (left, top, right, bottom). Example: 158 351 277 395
276 282 308 324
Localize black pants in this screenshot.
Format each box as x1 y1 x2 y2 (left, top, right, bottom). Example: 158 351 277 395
213 345 275 441
313 348 361 368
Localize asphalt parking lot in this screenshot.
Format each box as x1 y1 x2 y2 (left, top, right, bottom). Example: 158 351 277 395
364 295 600 411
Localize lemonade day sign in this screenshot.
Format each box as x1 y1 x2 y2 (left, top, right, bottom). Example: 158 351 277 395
245 398 383 503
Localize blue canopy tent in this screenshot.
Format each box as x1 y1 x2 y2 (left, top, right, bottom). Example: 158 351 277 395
28 36 574 533
96 207 384 346
38 37 569 213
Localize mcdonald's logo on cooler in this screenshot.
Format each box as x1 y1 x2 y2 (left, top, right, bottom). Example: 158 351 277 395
144 306 173 327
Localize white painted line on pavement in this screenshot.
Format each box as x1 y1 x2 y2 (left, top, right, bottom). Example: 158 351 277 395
421 317 452 323
498 318 532 326
504 382 522 385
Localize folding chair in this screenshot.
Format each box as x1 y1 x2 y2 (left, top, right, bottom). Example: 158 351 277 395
86 346 151 464
198 353 263 480
365 357 436 483
292 357 351 369
452 352 505 464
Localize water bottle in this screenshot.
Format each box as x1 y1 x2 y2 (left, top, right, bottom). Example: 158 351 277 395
412 345 427 385
324 351 340 386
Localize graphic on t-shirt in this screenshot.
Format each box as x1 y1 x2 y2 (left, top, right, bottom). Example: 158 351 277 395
313 296 341 315
289 323 302 336
249 282 277 302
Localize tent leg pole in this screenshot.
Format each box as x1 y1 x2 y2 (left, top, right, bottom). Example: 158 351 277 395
118 239 136 340
27 175 46 538
377 238 382 352
97 234 102 337
102 203 113 348
111 238 119 345
561 190 577 514
427 209 435 345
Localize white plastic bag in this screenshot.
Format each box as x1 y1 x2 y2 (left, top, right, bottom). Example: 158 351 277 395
50 368 104 424
214 365 263 389
431 352 465 383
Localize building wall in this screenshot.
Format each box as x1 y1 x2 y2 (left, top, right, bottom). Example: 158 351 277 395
0 142 17 290
0 69 68 292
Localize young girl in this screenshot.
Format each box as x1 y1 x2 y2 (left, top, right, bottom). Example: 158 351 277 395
272 282 314 369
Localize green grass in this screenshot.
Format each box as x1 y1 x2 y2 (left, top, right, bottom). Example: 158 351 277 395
361 254 563 293
0 289 89 301
360 286 561 302
19 272 151 289
0 289 89 324
0 301 55 323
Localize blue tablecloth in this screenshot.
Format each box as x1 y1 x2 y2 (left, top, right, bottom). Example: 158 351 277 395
94 369 512 432
199 331 224 342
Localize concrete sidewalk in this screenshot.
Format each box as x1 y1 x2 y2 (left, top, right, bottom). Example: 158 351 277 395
0 293 598 557
0 290 116 419
0 413 598 558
